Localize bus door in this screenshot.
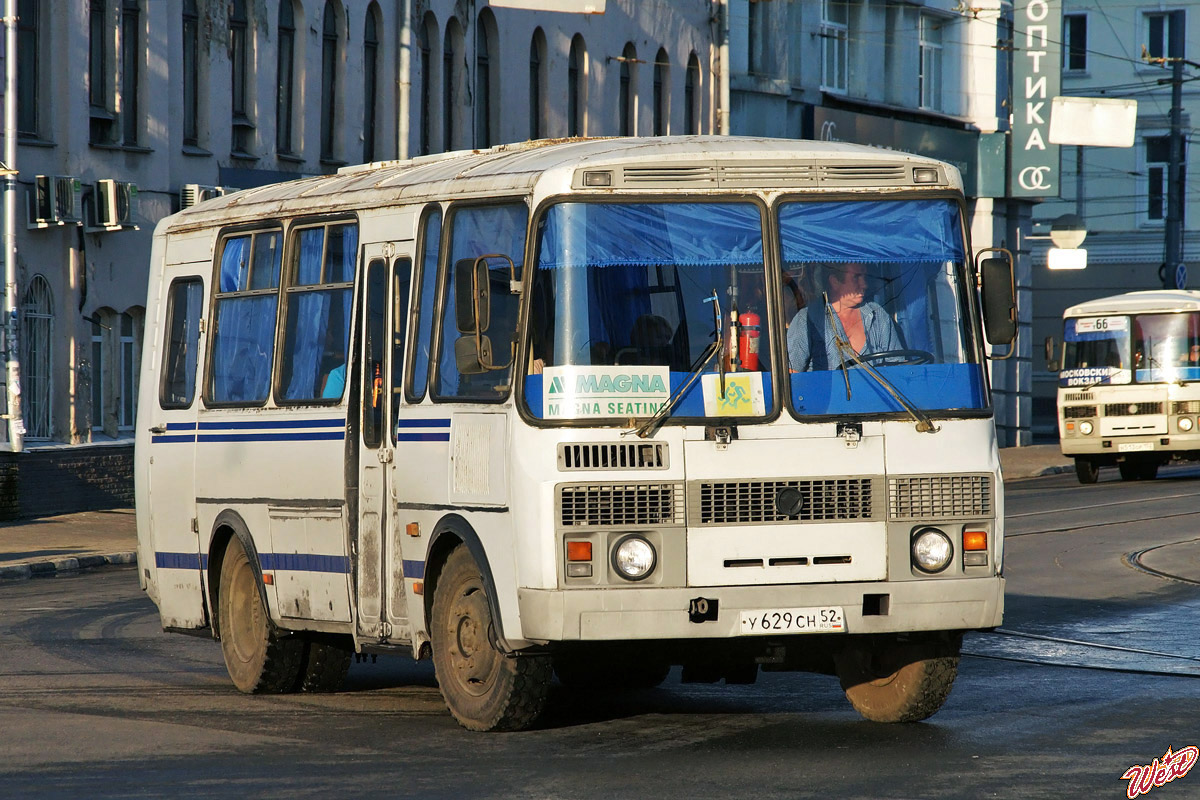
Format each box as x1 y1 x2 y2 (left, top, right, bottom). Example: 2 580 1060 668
145 266 208 628
354 246 413 640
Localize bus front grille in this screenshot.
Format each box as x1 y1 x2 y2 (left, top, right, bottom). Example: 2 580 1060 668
887 475 992 520
558 442 669 471
689 478 877 525
1174 400 1200 414
1104 402 1163 416
558 482 684 528
1063 392 1094 402
1062 405 1098 419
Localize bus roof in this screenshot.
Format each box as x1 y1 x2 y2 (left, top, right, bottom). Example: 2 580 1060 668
1064 289 1200 318
160 135 963 235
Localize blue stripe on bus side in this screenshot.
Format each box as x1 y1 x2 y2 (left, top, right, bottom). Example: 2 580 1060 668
156 552 203 570
260 553 350 574
166 422 199 431
396 419 451 428
197 431 346 443
152 434 198 444
395 432 450 442
402 560 426 579
198 418 344 430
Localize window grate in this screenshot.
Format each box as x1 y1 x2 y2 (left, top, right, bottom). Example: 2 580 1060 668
1104 402 1163 416
1063 392 1094 402
1173 400 1200 414
558 482 684 528
558 442 669 471
691 478 876 525
888 475 992 520
1062 405 1097 419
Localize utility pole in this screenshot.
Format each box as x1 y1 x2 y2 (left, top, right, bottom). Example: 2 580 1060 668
1164 9 1187 290
3 0 22 451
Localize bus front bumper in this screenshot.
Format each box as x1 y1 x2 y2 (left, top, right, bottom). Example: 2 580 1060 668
517 576 1004 642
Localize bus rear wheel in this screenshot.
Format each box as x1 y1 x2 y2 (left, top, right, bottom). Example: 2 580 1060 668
431 546 552 731
218 536 304 694
1075 457 1099 484
835 634 960 723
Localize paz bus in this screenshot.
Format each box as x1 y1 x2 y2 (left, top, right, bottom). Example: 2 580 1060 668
135 136 1017 731
1051 289 1200 484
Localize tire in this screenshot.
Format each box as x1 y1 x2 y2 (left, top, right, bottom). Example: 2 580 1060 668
1138 460 1160 481
431 546 552 731
1118 459 1140 481
296 635 353 693
835 635 960 723
553 654 671 691
218 536 304 694
1075 458 1099 484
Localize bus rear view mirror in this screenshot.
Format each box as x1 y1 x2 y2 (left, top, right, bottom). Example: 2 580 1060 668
455 334 493 375
454 258 490 334
979 255 1016 346
1044 335 1060 372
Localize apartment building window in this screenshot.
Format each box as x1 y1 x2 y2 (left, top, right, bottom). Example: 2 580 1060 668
748 0 771 76
182 0 199 147
363 4 380 162
530 28 546 140
1145 11 1183 62
277 0 297 155
918 14 943 111
1146 135 1170 222
120 0 140 146
91 320 105 432
619 42 636 137
1063 13 1087 71
119 311 139 430
17 0 39 137
568 35 586 137
230 0 253 156
685 53 700 135
821 0 848 93
653 48 669 136
475 10 498 149
444 21 462 151
21 276 53 441
90 0 115 143
320 1 342 163
419 13 436 156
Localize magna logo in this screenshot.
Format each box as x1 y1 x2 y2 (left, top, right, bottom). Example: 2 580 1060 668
1121 746 1198 799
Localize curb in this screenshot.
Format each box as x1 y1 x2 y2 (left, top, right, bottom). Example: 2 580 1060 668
0 551 137 581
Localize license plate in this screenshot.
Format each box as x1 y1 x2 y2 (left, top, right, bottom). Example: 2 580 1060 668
1118 442 1154 452
738 606 845 635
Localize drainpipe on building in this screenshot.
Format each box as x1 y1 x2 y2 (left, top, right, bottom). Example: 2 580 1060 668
397 0 412 160
717 0 730 135
3 0 22 452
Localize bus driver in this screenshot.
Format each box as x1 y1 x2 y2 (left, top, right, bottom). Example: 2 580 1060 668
786 262 901 371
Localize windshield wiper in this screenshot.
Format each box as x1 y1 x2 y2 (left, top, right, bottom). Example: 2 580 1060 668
823 300 939 434
627 290 723 440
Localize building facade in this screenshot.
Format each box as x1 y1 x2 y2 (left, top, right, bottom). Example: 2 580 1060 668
1027 1 1200 439
4 0 715 447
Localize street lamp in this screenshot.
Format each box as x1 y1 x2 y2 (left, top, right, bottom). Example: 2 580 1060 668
1047 214 1087 270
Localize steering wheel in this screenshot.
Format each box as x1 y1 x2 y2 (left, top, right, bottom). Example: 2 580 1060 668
856 349 934 366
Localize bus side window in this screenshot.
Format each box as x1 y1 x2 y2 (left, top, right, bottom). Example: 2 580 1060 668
392 257 413 433
434 203 528 400
408 207 442 402
160 277 204 408
208 230 282 405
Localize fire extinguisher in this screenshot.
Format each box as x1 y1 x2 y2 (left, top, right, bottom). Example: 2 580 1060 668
739 311 761 371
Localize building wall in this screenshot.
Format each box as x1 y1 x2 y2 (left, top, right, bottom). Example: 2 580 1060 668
3 0 715 447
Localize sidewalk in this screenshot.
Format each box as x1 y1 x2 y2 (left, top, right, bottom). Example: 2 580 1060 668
0 445 1077 583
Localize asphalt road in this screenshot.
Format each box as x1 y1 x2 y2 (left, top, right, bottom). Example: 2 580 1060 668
2 467 1199 799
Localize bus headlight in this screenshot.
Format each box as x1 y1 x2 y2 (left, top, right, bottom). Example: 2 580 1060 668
1079 420 1094 435
1180 417 1194 432
612 535 656 581
911 528 954 574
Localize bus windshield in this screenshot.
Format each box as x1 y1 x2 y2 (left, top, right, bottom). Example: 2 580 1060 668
779 199 985 417
1132 312 1200 382
524 201 768 421
1060 315 1133 387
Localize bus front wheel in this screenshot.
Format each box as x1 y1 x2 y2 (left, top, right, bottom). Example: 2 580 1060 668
834 634 960 723
431 546 552 731
218 536 304 694
1075 458 1100 484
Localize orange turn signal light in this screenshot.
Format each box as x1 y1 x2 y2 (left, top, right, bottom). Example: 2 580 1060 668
566 541 593 562
262 573 274 585
963 531 988 551
412 581 424 595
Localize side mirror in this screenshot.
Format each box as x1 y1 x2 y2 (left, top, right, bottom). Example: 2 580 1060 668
454 258 490 334
455 334 493 375
1044 335 1060 372
979 254 1016 346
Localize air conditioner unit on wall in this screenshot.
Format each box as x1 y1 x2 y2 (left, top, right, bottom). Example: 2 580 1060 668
180 183 226 210
27 175 82 228
88 179 138 231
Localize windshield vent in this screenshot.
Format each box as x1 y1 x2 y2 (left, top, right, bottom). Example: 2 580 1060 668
1104 402 1163 416
1174 400 1200 414
558 482 684 528
1062 405 1098 419
819 164 909 185
1063 392 1094 402
558 442 669 471
621 166 717 186
718 164 818 188
690 478 878 526
888 475 992 521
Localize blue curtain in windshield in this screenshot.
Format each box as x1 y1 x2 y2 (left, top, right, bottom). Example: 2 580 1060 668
780 199 964 264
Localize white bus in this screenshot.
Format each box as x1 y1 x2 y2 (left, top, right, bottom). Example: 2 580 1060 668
136 136 1016 731
1051 289 1200 484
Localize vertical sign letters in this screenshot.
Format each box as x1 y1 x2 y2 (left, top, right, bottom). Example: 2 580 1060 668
1011 0 1062 198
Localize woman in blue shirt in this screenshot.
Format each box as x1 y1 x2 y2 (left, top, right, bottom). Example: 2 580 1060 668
786 262 902 372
